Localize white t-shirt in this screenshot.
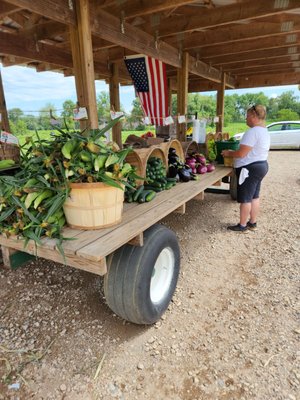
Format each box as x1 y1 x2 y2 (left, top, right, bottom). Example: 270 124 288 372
234 126 270 168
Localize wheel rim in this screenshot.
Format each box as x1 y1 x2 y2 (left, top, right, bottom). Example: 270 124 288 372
150 247 175 304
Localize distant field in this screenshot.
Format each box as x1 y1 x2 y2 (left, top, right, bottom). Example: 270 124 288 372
16 121 268 145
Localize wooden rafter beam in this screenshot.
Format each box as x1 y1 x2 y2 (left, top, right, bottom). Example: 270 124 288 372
103 0 200 19
4 0 75 25
0 1 21 17
188 71 300 92
224 61 300 75
170 19 300 51
194 34 300 59
0 31 111 77
235 71 300 88
223 56 300 72
204 46 300 66
154 0 300 38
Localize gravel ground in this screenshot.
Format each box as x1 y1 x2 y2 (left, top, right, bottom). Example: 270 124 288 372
0 150 299 400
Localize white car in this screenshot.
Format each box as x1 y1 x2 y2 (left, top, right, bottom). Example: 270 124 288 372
234 121 300 149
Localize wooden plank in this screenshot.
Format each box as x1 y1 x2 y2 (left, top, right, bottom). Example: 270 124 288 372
0 237 107 275
156 0 300 38
169 20 300 50
77 167 232 261
105 0 200 19
195 34 300 59
5 0 75 25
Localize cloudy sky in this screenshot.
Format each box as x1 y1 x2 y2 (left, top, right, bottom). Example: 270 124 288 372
1 65 299 116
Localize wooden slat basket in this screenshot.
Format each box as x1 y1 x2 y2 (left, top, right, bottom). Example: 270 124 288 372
125 145 167 185
0 142 20 163
161 139 184 162
63 182 124 230
181 140 199 158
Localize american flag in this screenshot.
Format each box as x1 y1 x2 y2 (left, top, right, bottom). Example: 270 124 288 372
124 55 168 126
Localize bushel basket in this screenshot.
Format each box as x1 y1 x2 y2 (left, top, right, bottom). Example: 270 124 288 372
0 142 20 164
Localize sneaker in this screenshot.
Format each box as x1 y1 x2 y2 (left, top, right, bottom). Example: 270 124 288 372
227 223 248 232
247 221 257 230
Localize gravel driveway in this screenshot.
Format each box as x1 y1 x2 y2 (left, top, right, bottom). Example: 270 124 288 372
0 150 299 400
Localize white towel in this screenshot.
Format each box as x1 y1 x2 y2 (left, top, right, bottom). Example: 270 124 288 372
239 167 249 185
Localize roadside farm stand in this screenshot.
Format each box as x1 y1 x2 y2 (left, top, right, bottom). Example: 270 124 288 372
1 0 300 324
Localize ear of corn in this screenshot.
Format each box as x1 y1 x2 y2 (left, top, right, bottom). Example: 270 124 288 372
0 159 15 169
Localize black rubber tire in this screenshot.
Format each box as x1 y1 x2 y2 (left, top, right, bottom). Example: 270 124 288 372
229 171 237 200
103 224 180 325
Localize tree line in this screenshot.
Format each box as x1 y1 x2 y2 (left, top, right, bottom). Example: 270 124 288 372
7 90 300 135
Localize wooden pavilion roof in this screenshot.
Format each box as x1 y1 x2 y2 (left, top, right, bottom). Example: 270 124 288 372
1 0 300 92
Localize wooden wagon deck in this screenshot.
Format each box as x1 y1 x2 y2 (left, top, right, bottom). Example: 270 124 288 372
0 166 232 275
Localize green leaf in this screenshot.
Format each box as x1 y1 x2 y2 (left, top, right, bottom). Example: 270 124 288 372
101 175 124 190
0 207 15 222
93 115 124 141
11 195 40 224
23 229 43 246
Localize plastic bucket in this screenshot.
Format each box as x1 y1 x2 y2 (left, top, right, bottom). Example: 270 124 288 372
215 141 239 164
63 182 124 230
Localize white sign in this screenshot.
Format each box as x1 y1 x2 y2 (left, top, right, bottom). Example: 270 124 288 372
164 116 174 125
143 116 151 125
178 115 186 123
73 107 88 120
213 116 220 123
110 111 124 120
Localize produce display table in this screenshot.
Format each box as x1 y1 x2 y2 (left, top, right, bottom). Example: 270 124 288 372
0 166 232 275
1 166 233 324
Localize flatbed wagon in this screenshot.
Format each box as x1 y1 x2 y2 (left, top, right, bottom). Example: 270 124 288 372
0 166 232 324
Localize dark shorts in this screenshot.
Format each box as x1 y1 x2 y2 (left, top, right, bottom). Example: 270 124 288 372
235 161 269 203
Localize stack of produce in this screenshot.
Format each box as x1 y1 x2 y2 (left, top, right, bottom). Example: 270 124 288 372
0 117 136 246
206 138 217 161
125 156 176 203
168 149 215 183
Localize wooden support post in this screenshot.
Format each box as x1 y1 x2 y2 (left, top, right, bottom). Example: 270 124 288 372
194 192 204 201
0 69 10 132
1 246 14 269
109 63 122 148
127 233 144 247
174 203 186 214
216 72 226 133
70 0 98 130
212 179 222 186
177 52 189 142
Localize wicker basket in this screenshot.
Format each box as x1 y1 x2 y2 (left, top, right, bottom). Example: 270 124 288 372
0 142 20 163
